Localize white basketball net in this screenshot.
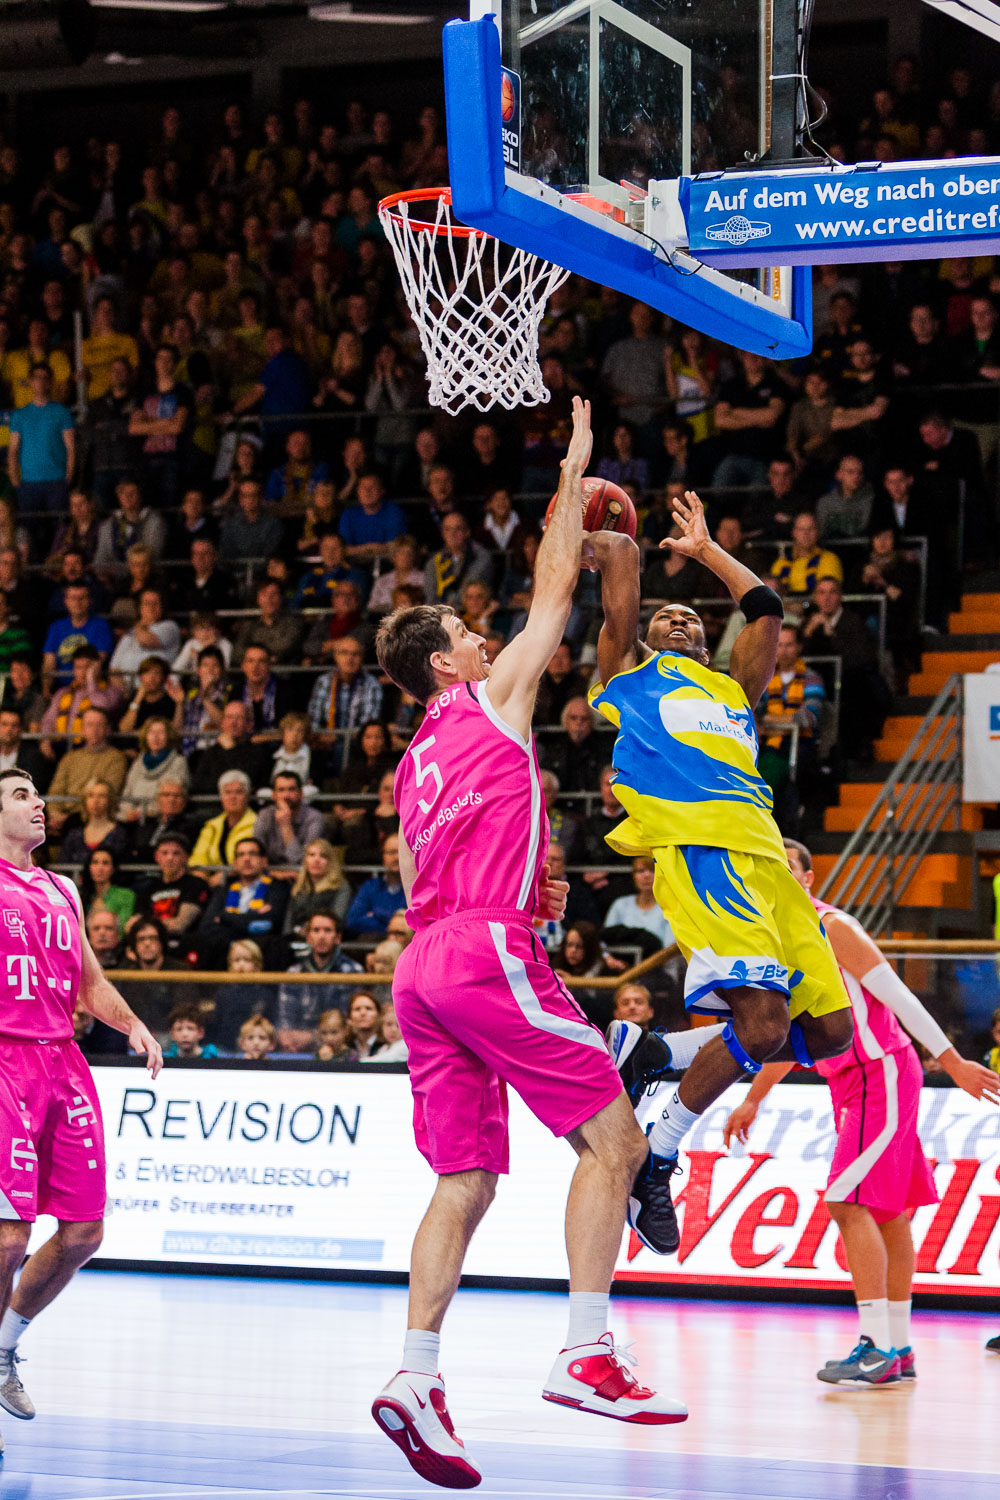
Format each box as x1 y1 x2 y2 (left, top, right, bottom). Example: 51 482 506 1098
378 191 570 415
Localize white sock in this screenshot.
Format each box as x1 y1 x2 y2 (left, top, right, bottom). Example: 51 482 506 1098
565 1292 609 1349
857 1298 892 1353
648 1089 700 1159
0 1308 30 1352
660 1023 724 1071
889 1299 912 1351
402 1328 441 1376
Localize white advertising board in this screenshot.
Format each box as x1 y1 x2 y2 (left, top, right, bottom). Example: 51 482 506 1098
31 1067 1000 1297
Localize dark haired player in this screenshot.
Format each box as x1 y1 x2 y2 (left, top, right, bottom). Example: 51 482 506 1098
0 769 161 1447
370 399 686 1491
589 492 853 1255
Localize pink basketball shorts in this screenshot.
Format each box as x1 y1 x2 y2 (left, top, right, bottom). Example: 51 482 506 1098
0 1039 107 1222
392 908 624 1175
825 1042 937 1224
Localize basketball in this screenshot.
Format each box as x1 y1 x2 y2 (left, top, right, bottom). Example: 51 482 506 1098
500 72 516 122
544 476 637 540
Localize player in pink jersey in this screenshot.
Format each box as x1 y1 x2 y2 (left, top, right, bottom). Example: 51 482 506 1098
724 837 998 1386
371 399 686 1490
0 768 161 1448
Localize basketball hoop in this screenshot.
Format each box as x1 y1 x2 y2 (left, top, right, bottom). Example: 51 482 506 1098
378 187 570 415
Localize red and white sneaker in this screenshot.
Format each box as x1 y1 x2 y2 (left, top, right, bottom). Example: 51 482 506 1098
372 1369 482 1490
542 1333 687 1425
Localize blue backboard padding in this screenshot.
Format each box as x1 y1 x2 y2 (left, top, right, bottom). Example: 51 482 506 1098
443 17 812 359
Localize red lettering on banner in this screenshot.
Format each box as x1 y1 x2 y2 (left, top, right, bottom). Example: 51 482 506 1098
731 1188 799 1269
676 1151 770 1262
914 1158 978 1274
783 1190 835 1269
946 1164 1000 1276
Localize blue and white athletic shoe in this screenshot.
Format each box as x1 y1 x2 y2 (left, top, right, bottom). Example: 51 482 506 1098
817 1337 901 1386
606 1021 676 1108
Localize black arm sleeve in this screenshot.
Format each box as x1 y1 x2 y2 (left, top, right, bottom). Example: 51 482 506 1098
739 584 784 623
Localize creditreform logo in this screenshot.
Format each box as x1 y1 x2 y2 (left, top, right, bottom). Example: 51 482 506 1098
705 214 771 246
990 705 1000 741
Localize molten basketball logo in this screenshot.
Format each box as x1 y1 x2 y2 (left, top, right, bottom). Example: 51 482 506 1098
501 73 516 122
600 499 623 531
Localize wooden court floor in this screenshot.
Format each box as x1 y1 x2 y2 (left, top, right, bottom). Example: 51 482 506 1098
1 1271 997 1498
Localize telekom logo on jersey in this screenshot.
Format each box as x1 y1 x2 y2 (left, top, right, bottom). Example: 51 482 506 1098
6 954 38 1000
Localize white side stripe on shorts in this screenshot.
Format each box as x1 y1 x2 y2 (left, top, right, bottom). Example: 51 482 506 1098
0 1182 25 1220
825 1050 899 1204
488 922 606 1053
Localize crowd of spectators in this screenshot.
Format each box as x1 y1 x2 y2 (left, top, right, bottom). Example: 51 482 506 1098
0 57 998 1059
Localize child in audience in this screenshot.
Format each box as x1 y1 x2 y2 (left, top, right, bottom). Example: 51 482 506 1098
261 712 318 800
238 1014 277 1061
366 938 403 976
364 1002 408 1063
164 1002 219 1060
210 940 271 1051
314 1008 351 1061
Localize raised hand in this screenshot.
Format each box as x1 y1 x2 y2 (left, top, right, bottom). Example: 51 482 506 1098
660 490 710 558
561 396 593 476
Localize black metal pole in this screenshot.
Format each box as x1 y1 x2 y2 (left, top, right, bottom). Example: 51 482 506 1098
762 0 804 164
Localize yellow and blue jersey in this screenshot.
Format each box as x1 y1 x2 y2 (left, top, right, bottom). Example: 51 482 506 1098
589 651 787 862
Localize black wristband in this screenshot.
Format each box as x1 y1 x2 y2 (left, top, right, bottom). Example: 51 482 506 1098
740 584 784 623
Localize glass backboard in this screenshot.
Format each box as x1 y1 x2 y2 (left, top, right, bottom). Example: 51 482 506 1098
444 3 813 358
497 0 772 206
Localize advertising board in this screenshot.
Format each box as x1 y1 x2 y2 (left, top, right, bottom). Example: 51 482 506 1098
34 1068 1000 1298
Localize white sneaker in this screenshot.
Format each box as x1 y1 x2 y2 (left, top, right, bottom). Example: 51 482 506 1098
372 1369 482 1489
542 1333 687 1424
0 1349 33 1419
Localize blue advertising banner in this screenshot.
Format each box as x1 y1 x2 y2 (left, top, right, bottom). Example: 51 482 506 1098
683 158 1000 266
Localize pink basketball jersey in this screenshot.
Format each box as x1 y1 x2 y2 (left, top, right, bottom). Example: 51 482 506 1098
811 896 909 1077
0 858 82 1041
394 681 549 928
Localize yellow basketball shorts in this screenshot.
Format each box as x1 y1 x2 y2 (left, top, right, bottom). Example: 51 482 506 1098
651 844 850 1021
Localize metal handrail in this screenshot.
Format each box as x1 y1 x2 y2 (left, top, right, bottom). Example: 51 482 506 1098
106 942 680 992
818 673 963 934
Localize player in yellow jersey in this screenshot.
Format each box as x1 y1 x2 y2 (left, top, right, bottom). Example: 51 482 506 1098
585 491 853 1255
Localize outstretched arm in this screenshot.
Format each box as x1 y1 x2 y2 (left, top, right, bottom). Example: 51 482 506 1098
487 398 592 738
824 912 1000 1104
663 490 782 706
722 1061 794 1148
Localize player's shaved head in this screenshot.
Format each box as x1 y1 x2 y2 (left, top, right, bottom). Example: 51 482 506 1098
644 603 709 664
